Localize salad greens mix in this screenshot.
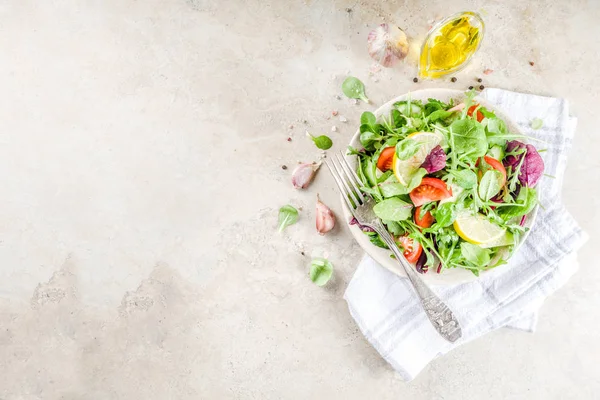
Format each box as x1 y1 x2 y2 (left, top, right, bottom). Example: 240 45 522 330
349 91 545 275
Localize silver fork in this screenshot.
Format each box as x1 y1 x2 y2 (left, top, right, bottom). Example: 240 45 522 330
326 152 462 343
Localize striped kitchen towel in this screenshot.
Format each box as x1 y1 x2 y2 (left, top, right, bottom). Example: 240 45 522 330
344 88 587 381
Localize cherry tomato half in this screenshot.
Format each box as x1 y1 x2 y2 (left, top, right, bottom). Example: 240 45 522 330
414 206 434 228
483 155 507 185
409 177 452 207
376 147 395 172
396 235 423 263
467 104 484 122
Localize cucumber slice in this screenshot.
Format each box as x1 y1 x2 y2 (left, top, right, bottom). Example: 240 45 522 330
395 101 423 117
487 145 505 161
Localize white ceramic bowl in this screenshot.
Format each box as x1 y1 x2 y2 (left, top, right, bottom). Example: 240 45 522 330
343 88 538 285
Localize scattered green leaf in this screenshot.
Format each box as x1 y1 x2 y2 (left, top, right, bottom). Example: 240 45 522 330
277 205 299 232
342 76 369 103
531 118 543 130
307 133 333 150
310 258 334 286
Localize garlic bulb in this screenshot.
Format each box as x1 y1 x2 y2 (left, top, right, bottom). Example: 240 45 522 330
367 24 409 68
316 195 336 235
292 162 321 189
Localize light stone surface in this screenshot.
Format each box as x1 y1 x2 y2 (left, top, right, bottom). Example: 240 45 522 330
0 0 599 398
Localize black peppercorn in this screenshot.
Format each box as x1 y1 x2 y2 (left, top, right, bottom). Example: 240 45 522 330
451 77 457 82
479 85 485 90
282 165 287 170
468 86 474 90
413 77 418 83
477 78 482 83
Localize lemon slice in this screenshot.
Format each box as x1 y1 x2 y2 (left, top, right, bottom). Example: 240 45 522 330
392 131 444 185
480 231 514 248
453 212 506 245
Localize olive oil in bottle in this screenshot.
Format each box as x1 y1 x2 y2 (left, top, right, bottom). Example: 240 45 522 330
419 12 484 79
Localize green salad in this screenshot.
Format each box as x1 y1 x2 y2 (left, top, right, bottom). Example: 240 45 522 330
349 91 545 275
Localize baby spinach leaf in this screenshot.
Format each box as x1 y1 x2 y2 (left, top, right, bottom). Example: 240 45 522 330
379 182 409 198
478 170 503 201
342 76 369 103
277 205 299 232
310 258 334 286
486 117 509 146
395 138 421 160
373 198 413 221
427 110 453 123
307 133 333 150
451 119 487 159
407 168 428 191
451 169 478 189
361 111 377 126
383 220 403 236
460 242 491 267
359 131 379 150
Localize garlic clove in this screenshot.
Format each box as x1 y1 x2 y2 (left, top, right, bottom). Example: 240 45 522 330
367 24 409 68
316 195 336 235
291 162 321 189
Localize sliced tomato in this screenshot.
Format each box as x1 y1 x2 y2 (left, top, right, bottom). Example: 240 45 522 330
467 104 484 122
409 177 452 207
414 206 434 228
396 235 423 263
376 147 395 172
483 155 507 185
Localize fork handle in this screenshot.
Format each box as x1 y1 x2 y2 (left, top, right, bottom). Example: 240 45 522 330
375 225 462 343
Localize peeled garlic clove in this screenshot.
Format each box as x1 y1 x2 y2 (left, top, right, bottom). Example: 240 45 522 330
316 195 336 235
292 162 321 189
367 24 409 68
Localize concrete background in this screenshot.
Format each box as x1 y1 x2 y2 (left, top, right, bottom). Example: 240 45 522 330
0 0 598 398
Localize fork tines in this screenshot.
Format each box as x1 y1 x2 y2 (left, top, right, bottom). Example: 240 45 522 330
325 152 367 210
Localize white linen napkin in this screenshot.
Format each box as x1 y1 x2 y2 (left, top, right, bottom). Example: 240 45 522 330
344 88 588 381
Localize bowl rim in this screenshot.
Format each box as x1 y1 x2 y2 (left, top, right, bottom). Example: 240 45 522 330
342 88 539 285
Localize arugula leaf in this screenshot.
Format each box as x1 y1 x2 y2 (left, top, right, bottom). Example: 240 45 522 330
499 187 537 220
307 133 333 150
460 242 491 267
478 170 503 201
373 198 413 221
277 205 299 232
342 76 369 103
431 202 456 228
365 231 388 249
450 119 488 159
451 169 478 189
309 258 334 286
395 138 421 160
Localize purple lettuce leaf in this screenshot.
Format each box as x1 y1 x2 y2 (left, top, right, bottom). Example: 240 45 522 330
420 145 446 173
349 217 375 232
503 140 545 187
